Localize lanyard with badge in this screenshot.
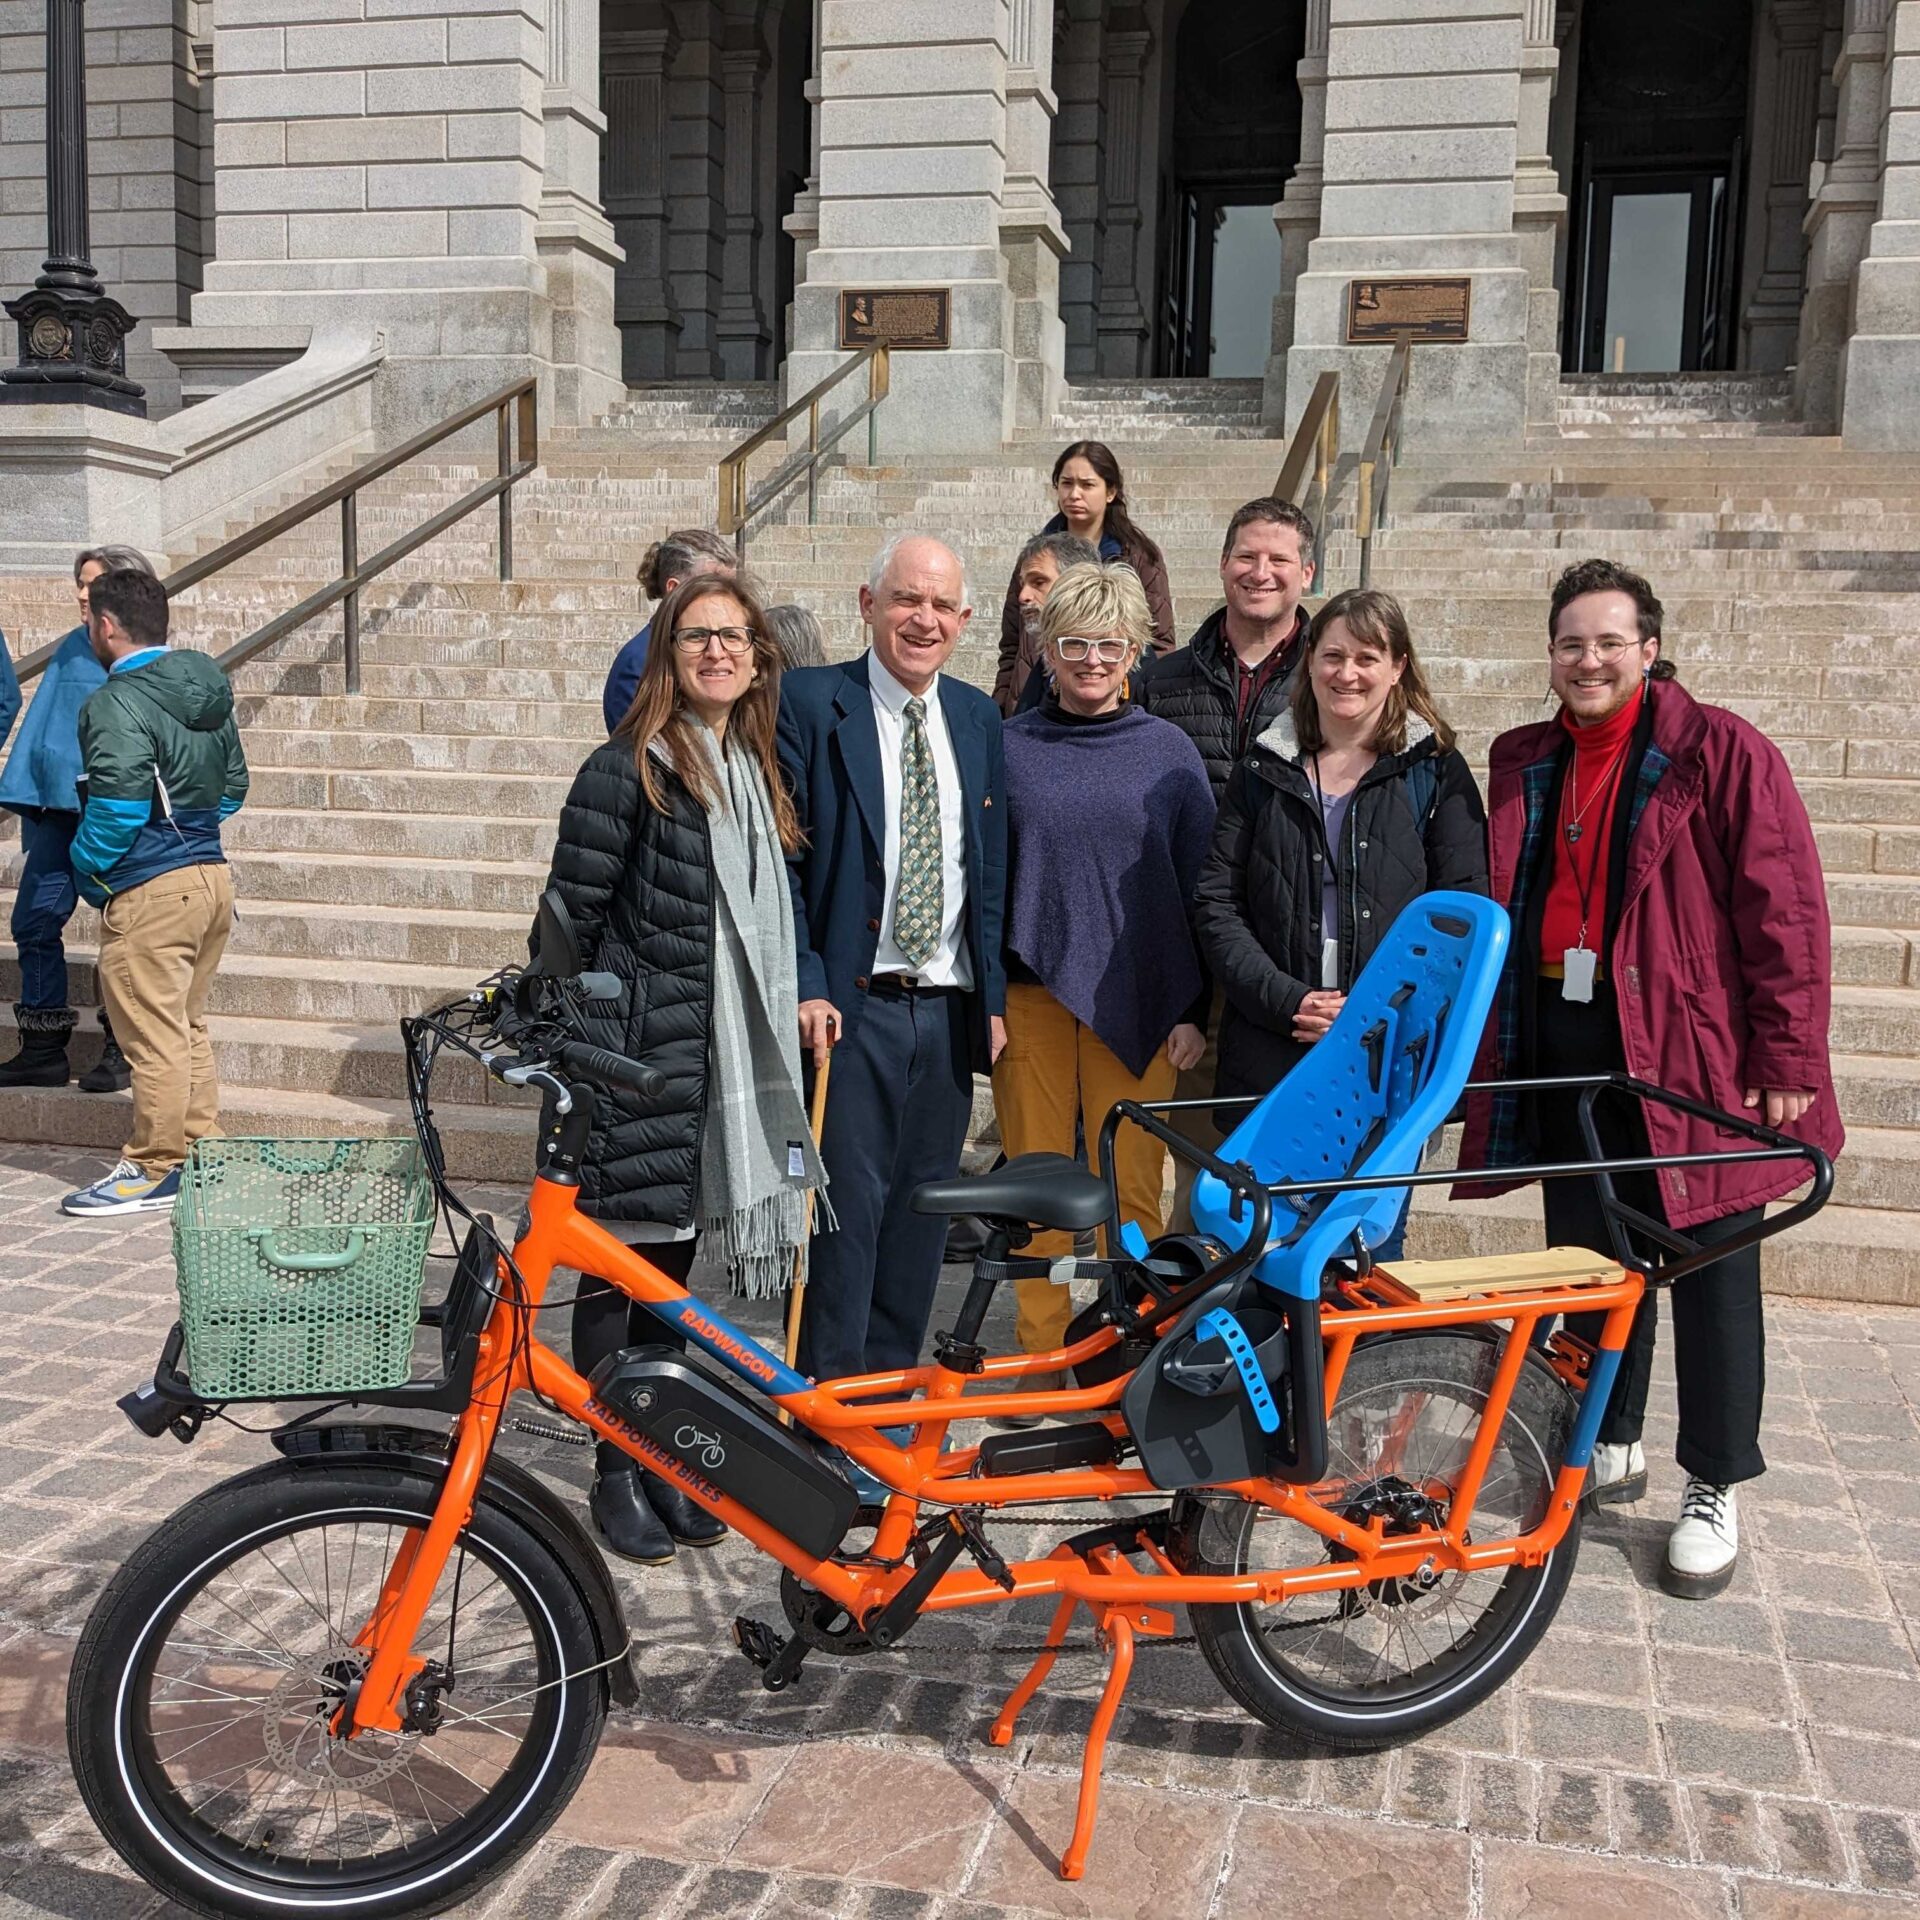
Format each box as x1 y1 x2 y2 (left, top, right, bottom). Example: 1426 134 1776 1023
1558 736 1630 1003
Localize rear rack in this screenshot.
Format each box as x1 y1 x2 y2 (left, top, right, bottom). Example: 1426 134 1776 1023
1090 1072 1834 1487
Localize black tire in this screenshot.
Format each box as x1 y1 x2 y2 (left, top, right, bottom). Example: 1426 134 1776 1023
1186 1330 1580 1749
68 1459 609 1920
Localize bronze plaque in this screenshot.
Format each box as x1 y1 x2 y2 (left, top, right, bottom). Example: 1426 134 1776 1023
1346 276 1472 345
838 288 951 351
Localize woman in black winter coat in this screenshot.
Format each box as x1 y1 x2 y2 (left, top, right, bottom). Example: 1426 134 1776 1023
540 571 823 1565
1193 587 1487 1258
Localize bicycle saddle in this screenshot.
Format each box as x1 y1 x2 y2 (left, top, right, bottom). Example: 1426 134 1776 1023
912 1153 1112 1231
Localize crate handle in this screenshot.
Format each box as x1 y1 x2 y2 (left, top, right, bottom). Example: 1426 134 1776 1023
249 1228 370 1272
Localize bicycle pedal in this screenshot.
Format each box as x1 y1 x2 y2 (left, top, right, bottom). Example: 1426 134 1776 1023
731 1616 808 1692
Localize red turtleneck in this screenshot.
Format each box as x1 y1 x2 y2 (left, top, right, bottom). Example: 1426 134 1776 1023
1539 683 1644 971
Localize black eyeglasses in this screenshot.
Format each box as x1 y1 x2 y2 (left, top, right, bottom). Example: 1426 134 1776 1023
673 625 755 656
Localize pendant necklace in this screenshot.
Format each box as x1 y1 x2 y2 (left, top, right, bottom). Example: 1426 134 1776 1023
1564 738 1629 846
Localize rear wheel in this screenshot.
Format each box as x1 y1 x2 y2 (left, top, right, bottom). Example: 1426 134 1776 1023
1186 1331 1579 1748
68 1460 608 1920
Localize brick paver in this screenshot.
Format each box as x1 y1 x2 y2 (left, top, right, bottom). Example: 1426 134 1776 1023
0 1144 1917 1917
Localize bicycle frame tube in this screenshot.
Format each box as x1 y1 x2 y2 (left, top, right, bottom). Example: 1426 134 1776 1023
349 1173 1643 1732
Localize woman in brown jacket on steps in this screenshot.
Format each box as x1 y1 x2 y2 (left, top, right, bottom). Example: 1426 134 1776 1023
992 440 1176 713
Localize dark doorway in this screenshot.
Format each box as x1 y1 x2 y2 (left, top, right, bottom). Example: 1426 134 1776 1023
1157 1 1303 378
1564 0 1752 372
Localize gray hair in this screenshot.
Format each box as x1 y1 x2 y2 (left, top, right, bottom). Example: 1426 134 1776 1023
766 602 829 670
74 544 156 582
1014 528 1101 580
638 528 736 600
866 531 968 609
1039 561 1154 664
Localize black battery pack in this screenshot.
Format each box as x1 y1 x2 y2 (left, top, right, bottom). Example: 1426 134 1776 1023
588 1346 859 1560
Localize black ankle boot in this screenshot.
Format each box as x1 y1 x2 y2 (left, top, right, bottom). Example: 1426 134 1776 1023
589 1461 676 1565
642 1470 727 1548
78 1017 131 1094
0 1007 74 1089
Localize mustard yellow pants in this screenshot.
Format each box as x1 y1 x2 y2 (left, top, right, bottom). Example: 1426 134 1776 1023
990 982 1176 1354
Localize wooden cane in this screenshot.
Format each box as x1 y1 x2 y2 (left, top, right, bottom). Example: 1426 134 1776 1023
782 1040 833 1380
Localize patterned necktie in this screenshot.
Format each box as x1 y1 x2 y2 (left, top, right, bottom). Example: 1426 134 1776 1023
892 695 942 967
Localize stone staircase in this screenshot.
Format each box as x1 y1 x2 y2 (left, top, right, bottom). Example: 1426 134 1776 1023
1554 371 1815 438
0 379 1912 1301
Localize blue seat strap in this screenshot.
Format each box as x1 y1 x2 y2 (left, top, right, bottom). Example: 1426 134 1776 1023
1195 1308 1281 1434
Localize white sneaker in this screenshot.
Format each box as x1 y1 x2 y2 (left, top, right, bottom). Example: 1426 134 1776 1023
1662 1478 1739 1599
1585 1440 1647 1507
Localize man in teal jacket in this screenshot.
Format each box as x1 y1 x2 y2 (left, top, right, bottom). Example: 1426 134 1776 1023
62 569 248 1216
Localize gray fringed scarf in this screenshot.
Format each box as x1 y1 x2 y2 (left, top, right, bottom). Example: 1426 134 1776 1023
689 724 831 1296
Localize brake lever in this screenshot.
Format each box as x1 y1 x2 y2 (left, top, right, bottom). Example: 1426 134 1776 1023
493 1060 573 1113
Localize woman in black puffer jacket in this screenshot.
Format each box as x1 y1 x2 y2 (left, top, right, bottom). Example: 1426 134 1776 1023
1193 587 1487 1258
541 571 821 1565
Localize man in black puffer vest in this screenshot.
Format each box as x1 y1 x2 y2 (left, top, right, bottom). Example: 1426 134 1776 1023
1137 496 1316 801
1137 496 1317 1226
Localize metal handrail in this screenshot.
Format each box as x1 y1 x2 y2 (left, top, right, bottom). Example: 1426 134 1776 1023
1356 335 1412 587
717 343 891 558
1273 369 1340 582
15 377 539 695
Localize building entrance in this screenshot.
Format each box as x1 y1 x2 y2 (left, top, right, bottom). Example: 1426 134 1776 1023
1578 168 1739 372
1562 0 1752 374
1155 1 1302 379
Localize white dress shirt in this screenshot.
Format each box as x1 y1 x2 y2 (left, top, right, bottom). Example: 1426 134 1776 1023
868 651 972 990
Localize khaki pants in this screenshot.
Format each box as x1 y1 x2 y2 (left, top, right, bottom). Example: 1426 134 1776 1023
1166 989 1226 1235
97 862 234 1177
990 982 1177 1354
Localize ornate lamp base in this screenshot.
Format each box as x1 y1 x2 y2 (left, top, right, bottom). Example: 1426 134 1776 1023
1 282 146 416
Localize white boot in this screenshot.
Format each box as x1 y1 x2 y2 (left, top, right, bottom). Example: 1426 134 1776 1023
1662 1478 1739 1599
1584 1440 1646 1507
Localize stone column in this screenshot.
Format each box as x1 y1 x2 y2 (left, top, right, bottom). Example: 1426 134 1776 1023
1092 8 1151 376
1796 0 1886 424
604 18 681 381
1001 0 1068 427
186 0 558 436
779 0 823 360
1514 0 1568 424
714 22 770 377
1743 0 1824 369
1842 0 1920 443
1051 0 1106 379
538 0 625 424
1285 0 1532 449
788 0 1017 456
1267 0 1329 427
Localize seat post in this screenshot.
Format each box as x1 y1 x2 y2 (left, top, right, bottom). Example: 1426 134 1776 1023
940 1224 1019 1369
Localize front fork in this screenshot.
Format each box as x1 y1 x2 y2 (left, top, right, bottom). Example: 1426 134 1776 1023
346 1327 516 1735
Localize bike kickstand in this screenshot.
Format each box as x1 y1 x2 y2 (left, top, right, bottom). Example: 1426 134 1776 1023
985 1545 1175 1882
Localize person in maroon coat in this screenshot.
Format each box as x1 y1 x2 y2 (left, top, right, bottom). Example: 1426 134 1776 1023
1459 558 1843 1602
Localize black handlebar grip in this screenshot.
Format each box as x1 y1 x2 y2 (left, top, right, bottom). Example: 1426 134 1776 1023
553 1040 665 1101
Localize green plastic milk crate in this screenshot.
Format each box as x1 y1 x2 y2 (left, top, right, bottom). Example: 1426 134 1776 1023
172 1137 437 1399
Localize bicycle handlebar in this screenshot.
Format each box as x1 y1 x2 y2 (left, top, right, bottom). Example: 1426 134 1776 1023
550 1039 665 1102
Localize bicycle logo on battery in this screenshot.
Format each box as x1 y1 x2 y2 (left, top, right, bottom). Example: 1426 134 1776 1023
673 1423 727 1471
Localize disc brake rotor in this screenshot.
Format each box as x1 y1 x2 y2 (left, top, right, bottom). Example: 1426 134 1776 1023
260 1649 419 1789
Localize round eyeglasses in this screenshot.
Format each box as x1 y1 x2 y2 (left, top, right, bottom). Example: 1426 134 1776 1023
1550 637 1642 665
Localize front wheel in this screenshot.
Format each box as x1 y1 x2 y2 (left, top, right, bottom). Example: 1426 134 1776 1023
68 1459 609 1920
1186 1330 1580 1749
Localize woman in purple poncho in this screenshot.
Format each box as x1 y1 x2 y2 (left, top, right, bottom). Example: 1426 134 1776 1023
989 561 1216 1421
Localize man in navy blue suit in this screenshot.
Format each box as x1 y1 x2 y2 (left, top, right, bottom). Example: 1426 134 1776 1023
776 534 1007 1382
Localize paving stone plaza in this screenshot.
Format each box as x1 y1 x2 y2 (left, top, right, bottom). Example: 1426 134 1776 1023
0 1152 1915 1920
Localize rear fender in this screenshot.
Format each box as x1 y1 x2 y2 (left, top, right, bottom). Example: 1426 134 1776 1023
267 1422 640 1707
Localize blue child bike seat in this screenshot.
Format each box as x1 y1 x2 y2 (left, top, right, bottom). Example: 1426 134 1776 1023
1191 891 1508 1301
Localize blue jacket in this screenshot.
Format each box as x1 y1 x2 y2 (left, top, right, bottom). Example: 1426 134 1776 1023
0 629 47 810
775 654 1006 1074
602 619 652 735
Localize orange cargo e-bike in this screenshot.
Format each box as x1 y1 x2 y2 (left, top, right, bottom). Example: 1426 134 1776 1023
68 892 1830 1918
